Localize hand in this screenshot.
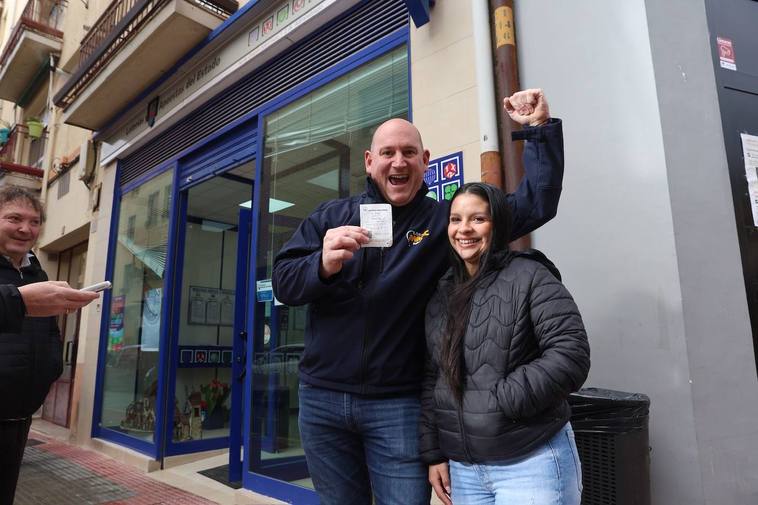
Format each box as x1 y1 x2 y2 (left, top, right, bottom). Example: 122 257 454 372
429 462 452 505
19 281 100 317
504 88 550 126
319 226 370 279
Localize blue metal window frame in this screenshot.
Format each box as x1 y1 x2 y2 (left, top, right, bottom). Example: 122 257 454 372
91 17 410 499
91 162 179 459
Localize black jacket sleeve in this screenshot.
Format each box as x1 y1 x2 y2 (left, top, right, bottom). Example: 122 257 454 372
492 263 590 419
419 348 446 465
0 284 25 333
506 119 564 240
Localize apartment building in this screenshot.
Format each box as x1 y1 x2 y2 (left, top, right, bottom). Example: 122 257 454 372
0 0 756 503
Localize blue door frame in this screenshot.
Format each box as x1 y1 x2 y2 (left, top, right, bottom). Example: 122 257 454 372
228 205 252 481
161 119 258 458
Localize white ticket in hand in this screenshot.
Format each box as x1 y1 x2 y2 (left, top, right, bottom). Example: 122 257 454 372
360 204 393 248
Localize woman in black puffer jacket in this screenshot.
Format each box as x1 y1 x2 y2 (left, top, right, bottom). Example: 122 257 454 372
419 183 590 505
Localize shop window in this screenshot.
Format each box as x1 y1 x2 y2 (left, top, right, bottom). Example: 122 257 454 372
99 170 173 442
127 215 136 241
162 185 171 219
251 45 408 482
146 191 159 227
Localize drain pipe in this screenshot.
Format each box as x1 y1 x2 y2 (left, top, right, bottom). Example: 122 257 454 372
40 53 58 207
489 0 529 250
471 0 503 189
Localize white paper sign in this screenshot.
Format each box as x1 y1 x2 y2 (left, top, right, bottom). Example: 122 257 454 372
740 133 758 227
360 204 393 247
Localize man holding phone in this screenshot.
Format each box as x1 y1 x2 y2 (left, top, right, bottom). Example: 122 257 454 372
0 281 100 332
0 186 88 503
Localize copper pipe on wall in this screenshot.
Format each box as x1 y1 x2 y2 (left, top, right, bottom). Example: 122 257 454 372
489 0 530 250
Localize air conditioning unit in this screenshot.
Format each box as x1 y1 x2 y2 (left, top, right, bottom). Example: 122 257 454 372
78 139 97 184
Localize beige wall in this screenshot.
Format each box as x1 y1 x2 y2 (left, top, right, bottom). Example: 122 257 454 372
410 1 480 184
70 161 116 444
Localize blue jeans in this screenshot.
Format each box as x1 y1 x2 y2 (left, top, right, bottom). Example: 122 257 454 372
298 384 430 505
449 423 582 505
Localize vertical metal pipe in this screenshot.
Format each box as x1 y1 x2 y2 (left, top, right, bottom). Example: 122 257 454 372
489 0 529 249
471 0 503 188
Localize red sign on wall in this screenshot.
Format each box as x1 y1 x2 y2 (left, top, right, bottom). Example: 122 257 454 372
717 36 736 71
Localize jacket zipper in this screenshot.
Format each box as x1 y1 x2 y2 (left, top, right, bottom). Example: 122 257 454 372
457 404 474 463
358 248 370 393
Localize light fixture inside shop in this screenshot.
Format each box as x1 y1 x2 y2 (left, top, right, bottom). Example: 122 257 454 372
307 169 339 190
239 198 296 213
268 198 295 213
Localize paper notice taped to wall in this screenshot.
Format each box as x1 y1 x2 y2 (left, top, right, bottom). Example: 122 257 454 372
740 133 758 226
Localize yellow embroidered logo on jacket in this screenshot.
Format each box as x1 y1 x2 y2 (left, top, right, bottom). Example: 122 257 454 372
406 229 430 246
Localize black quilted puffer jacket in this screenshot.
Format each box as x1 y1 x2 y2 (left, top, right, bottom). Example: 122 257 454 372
0 254 62 420
419 250 590 464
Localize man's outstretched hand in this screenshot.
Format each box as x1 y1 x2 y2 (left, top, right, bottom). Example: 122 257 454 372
19 281 100 317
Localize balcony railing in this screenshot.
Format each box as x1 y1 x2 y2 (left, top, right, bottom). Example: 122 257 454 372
0 124 45 178
54 0 237 110
0 0 64 69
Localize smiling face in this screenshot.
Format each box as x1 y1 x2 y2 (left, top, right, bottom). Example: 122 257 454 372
448 193 493 276
365 119 430 207
0 199 41 265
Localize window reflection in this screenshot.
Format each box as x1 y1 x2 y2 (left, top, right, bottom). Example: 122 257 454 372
251 46 408 485
100 169 172 441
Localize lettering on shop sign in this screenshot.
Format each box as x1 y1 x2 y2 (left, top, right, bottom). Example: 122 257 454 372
104 0 331 161
247 0 319 49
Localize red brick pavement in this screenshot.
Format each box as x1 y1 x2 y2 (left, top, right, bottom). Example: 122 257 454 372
20 432 218 505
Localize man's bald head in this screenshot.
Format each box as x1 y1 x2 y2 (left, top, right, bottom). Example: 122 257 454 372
370 118 424 152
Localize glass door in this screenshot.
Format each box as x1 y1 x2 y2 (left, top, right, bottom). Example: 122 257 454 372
247 45 408 499
167 162 254 454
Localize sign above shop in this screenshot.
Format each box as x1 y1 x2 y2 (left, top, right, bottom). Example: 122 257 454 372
424 151 463 202
100 0 360 165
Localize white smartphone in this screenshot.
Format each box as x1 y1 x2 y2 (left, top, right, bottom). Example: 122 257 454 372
81 281 112 292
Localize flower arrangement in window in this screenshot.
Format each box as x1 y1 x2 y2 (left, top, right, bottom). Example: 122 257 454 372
200 378 230 415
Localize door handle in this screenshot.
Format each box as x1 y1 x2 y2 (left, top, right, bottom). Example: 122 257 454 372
64 341 73 364
239 330 247 341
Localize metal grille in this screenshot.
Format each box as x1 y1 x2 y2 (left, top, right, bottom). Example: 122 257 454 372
120 0 408 186
576 432 617 505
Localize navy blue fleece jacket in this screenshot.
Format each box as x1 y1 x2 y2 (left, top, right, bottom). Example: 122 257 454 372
272 119 564 395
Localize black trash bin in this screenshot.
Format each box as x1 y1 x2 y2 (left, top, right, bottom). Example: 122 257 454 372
569 388 651 505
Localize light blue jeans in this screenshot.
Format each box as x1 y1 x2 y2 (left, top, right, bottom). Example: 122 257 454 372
449 423 582 505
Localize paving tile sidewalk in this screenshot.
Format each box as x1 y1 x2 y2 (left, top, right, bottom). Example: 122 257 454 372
15 432 219 505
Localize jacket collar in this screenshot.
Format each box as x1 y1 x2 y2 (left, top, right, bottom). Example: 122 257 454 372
0 252 38 272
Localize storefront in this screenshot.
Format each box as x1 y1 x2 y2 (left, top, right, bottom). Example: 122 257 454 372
90 0 412 502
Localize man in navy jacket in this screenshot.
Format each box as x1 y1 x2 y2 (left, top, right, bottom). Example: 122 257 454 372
273 89 563 504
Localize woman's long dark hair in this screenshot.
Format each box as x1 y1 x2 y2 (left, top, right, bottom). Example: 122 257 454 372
440 183 513 403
